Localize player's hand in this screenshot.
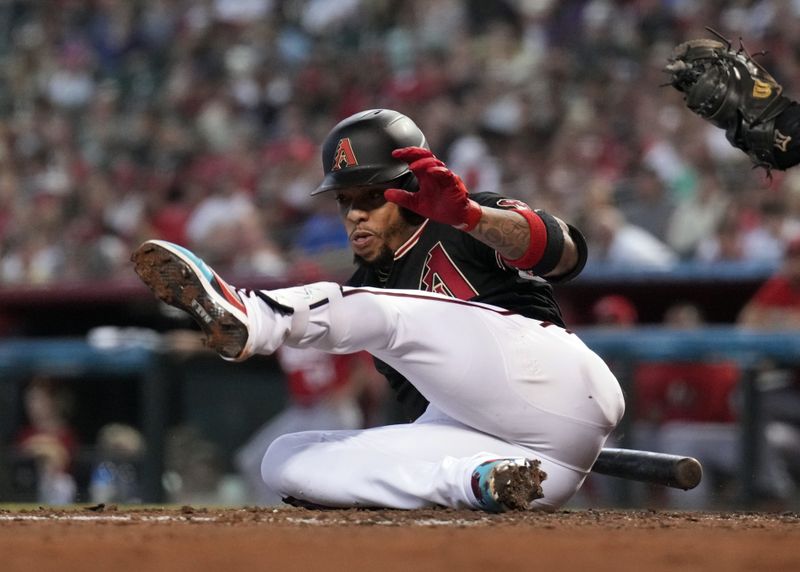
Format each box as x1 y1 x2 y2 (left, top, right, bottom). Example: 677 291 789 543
385 147 482 231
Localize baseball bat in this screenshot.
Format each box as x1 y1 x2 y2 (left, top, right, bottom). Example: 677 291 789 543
590 448 703 490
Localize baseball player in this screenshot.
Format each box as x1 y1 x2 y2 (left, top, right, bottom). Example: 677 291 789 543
132 109 625 512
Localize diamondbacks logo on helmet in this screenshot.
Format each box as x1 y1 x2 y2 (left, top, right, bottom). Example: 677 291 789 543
331 138 358 171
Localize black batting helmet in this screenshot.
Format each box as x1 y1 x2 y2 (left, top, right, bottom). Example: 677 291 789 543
312 109 429 196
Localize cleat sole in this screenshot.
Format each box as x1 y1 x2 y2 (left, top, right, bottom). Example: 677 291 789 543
132 242 247 359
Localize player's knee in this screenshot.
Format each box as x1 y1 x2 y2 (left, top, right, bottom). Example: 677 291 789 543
260 432 317 495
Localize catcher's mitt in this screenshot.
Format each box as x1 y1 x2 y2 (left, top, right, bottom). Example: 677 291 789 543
664 29 792 170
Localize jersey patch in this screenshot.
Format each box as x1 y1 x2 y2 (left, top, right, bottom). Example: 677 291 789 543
420 242 478 300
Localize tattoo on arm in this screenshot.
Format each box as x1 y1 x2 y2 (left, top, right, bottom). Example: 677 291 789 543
469 208 529 260
468 206 578 276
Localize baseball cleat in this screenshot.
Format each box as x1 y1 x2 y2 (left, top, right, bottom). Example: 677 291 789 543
470 458 547 513
131 240 250 360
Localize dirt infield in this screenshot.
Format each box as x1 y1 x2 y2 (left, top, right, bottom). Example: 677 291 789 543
1 506 798 572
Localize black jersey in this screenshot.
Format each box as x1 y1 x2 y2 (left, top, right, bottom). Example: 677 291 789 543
345 192 587 421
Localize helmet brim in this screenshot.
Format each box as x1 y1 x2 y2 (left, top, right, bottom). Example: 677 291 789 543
311 163 412 196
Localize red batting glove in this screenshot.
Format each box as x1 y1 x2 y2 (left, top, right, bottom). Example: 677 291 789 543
385 147 483 231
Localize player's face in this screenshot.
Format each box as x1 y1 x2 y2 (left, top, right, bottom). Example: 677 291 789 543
334 187 416 265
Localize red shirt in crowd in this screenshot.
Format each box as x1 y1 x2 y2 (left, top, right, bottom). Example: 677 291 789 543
750 275 800 309
276 346 370 407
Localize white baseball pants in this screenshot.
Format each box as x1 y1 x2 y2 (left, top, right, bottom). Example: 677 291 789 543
239 283 625 510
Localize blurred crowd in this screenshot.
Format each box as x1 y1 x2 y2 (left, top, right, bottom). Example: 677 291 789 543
6 0 800 510
3 0 800 286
